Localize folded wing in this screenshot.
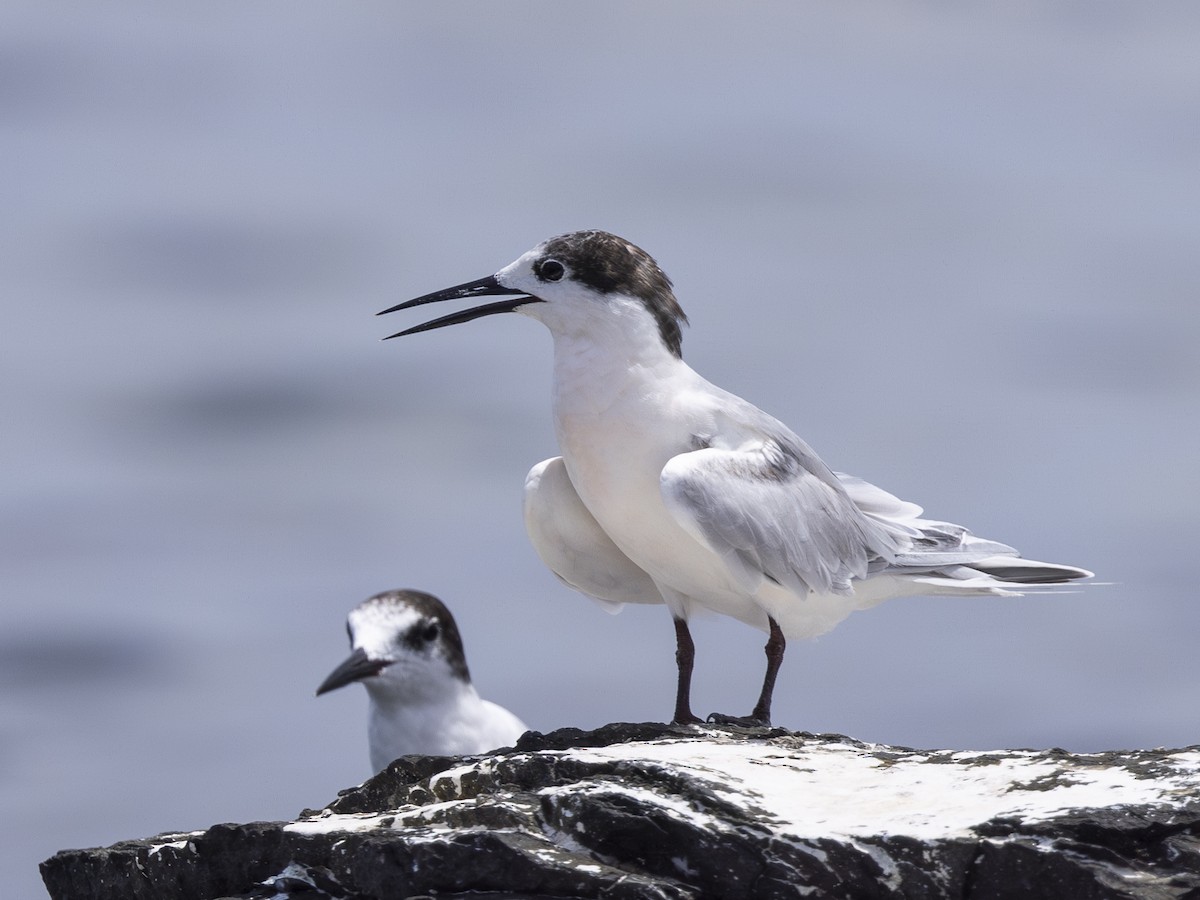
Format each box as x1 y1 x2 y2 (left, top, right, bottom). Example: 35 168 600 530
660 438 905 597
524 457 662 612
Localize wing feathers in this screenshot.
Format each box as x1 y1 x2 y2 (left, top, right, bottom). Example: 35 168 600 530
661 440 901 596
661 440 1090 597
524 457 661 612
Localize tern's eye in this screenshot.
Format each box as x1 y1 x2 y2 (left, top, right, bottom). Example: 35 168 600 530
538 259 565 282
420 621 440 644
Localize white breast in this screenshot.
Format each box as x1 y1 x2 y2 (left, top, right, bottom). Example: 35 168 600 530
550 348 751 609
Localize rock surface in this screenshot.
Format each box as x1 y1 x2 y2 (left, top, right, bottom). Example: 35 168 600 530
41 723 1200 900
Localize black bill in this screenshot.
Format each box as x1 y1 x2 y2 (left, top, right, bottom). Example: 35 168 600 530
377 274 540 340
316 647 390 696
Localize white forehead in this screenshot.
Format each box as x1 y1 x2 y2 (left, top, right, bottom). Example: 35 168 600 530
496 246 542 280
347 600 423 651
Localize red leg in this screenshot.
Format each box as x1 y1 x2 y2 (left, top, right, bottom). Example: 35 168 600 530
748 617 786 725
672 617 702 724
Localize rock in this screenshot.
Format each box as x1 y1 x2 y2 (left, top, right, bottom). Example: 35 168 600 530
40 723 1200 900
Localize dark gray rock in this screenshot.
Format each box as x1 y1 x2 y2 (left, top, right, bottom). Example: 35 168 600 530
41 724 1200 900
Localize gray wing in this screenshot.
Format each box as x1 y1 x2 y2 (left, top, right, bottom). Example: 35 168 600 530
836 472 1093 582
660 438 905 597
524 457 662 612
835 473 1016 566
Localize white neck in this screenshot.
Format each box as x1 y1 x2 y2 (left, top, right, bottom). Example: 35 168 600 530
366 680 485 767
538 295 689 418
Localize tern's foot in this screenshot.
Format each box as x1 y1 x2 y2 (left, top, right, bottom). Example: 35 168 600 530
672 712 704 726
706 712 771 728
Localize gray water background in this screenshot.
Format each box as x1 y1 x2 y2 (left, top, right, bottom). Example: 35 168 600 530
4 3 1199 896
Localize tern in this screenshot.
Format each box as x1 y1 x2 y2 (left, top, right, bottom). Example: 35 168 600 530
317 589 528 772
379 230 1091 726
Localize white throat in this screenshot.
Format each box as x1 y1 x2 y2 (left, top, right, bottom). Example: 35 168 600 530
366 679 484 767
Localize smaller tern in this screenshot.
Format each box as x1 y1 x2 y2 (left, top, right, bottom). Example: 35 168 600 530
379 230 1092 727
317 589 527 772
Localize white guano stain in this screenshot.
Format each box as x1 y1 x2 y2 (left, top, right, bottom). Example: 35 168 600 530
551 738 1200 840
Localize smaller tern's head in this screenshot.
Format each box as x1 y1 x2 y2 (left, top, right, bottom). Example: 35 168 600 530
316 589 471 704
379 230 689 358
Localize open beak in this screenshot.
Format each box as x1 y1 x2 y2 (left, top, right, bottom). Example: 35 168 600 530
316 647 391 696
377 274 540 339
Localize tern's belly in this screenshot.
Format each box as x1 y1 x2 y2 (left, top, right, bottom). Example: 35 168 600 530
556 414 738 601
553 406 870 638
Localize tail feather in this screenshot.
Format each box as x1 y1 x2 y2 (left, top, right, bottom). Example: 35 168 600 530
836 471 1093 589
968 555 1093 585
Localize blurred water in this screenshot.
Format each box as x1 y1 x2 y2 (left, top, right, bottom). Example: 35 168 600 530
4 3 1200 896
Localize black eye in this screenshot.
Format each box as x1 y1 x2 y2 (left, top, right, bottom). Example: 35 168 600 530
421 621 439 643
538 259 565 282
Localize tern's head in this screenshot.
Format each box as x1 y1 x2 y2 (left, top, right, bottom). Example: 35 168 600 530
379 230 689 358
316 589 471 704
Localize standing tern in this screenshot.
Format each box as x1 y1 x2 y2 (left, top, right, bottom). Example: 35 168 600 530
317 589 528 772
379 230 1091 726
